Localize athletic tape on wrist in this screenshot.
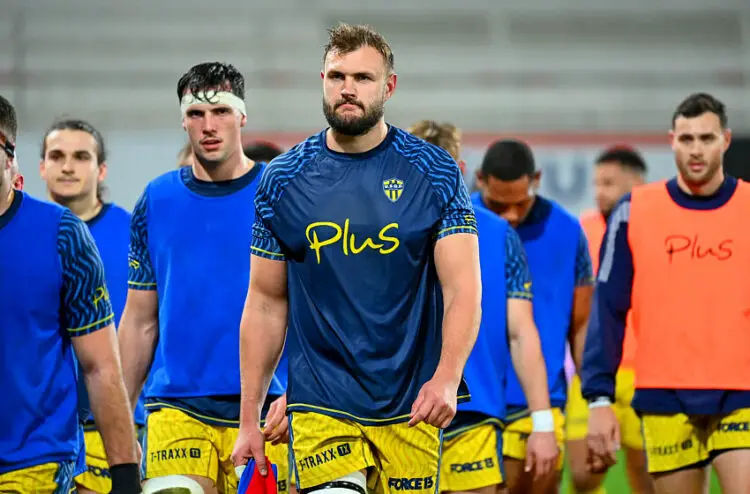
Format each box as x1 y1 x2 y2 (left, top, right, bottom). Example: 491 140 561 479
180 91 247 116
531 409 555 432
588 397 613 409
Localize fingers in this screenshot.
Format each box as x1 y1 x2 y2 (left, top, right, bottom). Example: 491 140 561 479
266 416 289 444
263 403 285 441
251 441 268 476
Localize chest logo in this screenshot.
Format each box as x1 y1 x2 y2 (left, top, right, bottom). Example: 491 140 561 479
383 178 404 203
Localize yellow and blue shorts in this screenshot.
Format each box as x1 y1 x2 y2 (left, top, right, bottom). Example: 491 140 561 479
289 411 441 494
641 407 750 474
74 426 145 493
440 420 504 492
143 407 290 494
0 461 76 494
502 407 566 470
565 369 643 450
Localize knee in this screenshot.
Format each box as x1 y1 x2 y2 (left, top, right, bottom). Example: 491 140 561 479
570 468 604 493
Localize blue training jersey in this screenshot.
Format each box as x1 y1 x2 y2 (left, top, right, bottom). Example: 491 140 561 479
0 192 114 474
128 165 285 427
582 176 750 415
77 203 146 426
473 194 592 411
251 126 478 425
447 207 533 436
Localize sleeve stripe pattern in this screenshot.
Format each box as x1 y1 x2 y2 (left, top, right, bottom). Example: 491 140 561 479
255 136 321 221
58 211 114 335
505 227 533 301
598 201 630 283
128 188 157 290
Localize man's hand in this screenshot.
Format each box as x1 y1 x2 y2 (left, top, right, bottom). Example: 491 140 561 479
408 375 458 428
586 406 620 473
232 426 269 476
263 394 289 445
525 431 560 480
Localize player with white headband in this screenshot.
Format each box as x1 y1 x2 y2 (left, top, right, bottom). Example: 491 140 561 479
118 62 290 494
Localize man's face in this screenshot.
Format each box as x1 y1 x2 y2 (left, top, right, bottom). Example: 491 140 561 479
477 172 540 228
40 129 104 201
594 162 641 217
670 111 730 188
321 46 396 136
182 98 246 168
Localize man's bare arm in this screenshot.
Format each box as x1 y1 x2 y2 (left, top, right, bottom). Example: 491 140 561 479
73 324 138 465
433 233 482 385
118 289 159 408
239 255 289 427
569 285 593 373
507 298 551 412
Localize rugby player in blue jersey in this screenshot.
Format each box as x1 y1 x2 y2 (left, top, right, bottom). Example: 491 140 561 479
233 23 482 494
118 63 289 494
0 95 140 493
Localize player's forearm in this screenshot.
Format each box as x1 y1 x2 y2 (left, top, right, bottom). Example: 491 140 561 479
509 323 551 411
239 296 288 426
83 360 138 465
118 311 158 407
436 285 481 384
581 292 626 401
569 285 593 374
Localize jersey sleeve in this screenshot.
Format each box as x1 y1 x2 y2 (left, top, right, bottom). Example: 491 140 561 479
58 210 114 336
575 227 595 287
581 195 633 402
428 147 478 240
128 189 157 290
251 166 287 261
505 227 533 300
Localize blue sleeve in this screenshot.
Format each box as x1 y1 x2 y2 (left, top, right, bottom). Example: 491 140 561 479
251 165 287 261
58 211 114 336
127 189 157 290
428 147 478 240
575 227 595 287
581 195 633 401
505 227 533 300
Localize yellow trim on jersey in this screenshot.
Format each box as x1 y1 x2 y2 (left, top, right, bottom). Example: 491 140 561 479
250 246 285 258
68 313 114 333
435 225 479 238
127 281 157 287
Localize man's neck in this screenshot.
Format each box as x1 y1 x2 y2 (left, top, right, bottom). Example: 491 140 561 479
51 193 102 222
0 182 14 217
677 169 725 197
327 120 388 154
193 147 253 182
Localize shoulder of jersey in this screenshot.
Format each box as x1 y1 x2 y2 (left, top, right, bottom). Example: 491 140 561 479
264 132 324 176
545 196 581 225
474 204 508 228
147 168 183 188
22 192 68 217
391 127 456 166
106 202 132 219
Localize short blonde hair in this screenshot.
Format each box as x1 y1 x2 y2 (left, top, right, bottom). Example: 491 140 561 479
408 120 462 162
324 23 394 73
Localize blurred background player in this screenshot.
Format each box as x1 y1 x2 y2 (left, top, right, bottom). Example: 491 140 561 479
233 24 481 494
9 158 22 189
410 120 559 494
583 93 750 494
243 139 284 162
564 148 652 494
0 95 141 493
177 141 193 168
38 118 146 494
474 139 594 494
117 62 288 494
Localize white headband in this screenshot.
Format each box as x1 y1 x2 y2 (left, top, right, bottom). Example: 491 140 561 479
180 91 247 117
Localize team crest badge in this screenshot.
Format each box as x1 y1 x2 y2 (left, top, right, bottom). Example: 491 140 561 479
383 178 404 203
